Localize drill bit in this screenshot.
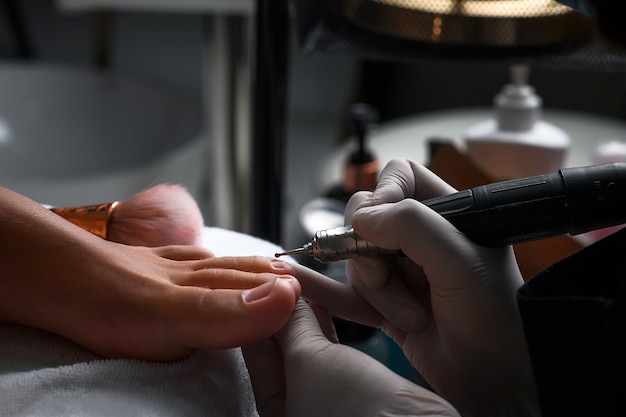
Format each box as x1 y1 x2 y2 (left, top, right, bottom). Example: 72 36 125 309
275 246 309 258
275 226 398 263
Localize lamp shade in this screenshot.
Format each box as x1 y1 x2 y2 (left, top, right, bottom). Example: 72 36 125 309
292 0 626 71
337 0 590 48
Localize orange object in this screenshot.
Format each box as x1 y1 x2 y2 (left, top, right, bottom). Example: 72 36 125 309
49 184 204 247
427 142 584 280
343 158 379 193
51 201 119 240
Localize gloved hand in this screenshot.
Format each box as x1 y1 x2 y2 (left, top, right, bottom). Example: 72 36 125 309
243 299 460 417
337 159 540 417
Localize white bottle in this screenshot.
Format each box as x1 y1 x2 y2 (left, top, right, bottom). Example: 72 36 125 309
464 64 570 180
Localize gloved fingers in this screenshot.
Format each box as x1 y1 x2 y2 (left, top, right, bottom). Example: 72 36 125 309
308 302 339 343
351 198 484 290
347 259 430 334
343 160 457 290
241 338 285 417
346 249 395 290
274 300 331 355
354 159 456 210
345 190 370 222
344 193 396 290
345 190 434 334
293 263 383 328
345 159 458 288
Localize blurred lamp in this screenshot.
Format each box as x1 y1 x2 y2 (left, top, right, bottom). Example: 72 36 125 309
336 0 591 48
292 0 626 70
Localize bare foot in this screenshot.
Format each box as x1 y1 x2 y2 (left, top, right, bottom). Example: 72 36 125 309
0 187 300 360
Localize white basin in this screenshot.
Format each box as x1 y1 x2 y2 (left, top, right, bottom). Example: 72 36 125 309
0 63 206 209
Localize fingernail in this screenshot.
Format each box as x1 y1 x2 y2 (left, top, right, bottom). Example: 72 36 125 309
279 275 301 299
270 259 288 270
243 279 277 303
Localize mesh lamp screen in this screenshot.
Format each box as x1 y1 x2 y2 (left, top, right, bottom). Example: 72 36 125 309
340 0 588 48
293 0 626 70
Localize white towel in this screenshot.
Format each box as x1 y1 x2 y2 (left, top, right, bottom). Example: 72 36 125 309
0 227 288 417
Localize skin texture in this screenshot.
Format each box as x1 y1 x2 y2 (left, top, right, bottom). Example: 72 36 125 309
0 186 300 361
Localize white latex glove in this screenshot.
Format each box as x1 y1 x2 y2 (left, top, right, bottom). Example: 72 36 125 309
337 158 540 417
243 299 460 417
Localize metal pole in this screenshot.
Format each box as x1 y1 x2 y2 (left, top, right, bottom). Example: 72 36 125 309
251 0 290 244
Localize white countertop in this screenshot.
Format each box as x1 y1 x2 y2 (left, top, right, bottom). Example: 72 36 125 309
315 107 626 193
